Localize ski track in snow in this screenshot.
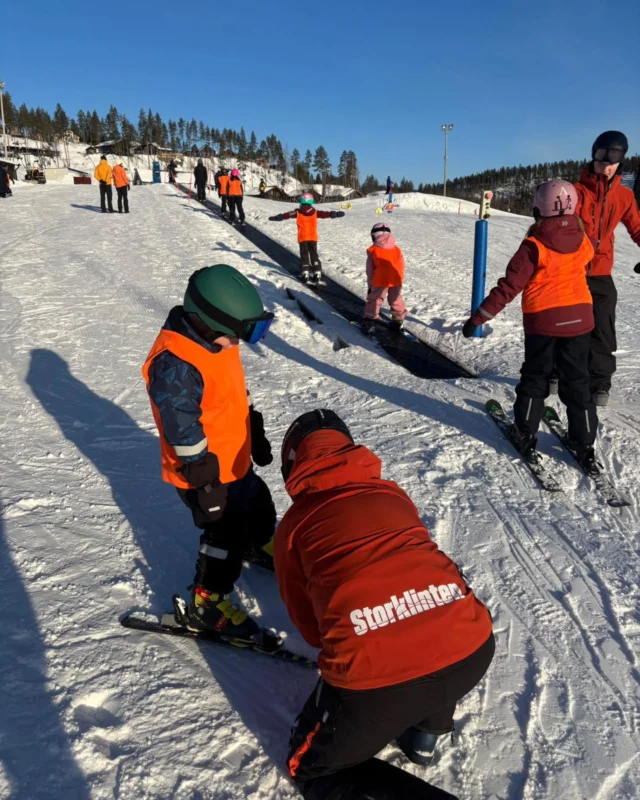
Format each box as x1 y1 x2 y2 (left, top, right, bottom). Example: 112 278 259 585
1 183 639 799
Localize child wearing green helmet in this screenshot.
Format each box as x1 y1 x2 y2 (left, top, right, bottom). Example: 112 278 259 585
269 192 345 283
142 264 278 647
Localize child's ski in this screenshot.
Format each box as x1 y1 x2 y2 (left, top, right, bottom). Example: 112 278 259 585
485 399 563 493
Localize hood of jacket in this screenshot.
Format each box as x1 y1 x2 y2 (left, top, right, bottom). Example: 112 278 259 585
284 430 382 499
528 215 587 254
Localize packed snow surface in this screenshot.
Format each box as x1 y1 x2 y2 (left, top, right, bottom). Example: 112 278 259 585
1 181 639 799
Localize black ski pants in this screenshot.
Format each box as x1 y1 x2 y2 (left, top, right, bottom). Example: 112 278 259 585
218 192 228 214
299 241 321 272
288 634 495 800
587 276 617 393
227 196 245 222
196 183 206 202
514 333 597 447
99 183 114 212
178 469 275 595
117 186 129 213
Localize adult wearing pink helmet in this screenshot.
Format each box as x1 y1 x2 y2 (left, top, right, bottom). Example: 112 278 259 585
462 180 599 469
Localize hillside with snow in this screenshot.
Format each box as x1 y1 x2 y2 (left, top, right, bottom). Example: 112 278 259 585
1 179 639 799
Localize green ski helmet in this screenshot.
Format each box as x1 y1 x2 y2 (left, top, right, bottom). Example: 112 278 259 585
183 265 274 343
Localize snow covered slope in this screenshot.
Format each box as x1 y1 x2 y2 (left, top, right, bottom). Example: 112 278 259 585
1 182 639 799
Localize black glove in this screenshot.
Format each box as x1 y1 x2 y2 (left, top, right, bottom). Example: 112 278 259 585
634 262 640 274
336 211 345 218
249 407 273 466
269 214 284 221
462 318 479 338
179 452 220 487
330 210 337 218
196 482 228 522
100 180 106 186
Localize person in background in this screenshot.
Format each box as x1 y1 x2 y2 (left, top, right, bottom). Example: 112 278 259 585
215 167 230 215
113 161 130 214
0 165 12 198
167 159 178 184
276 409 493 800
93 155 114 213
268 193 345 283
259 178 267 197
226 168 245 224
194 158 208 203
362 222 408 335
574 131 640 407
142 265 276 641
462 180 599 470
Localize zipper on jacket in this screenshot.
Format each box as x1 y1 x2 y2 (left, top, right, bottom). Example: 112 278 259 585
596 181 609 250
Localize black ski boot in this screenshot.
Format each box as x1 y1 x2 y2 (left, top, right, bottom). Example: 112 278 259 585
509 424 538 459
397 728 442 766
573 445 599 476
593 390 609 408
389 318 404 332
243 540 275 572
361 318 376 337
301 269 311 283
187 587 260 641
311 270 322 284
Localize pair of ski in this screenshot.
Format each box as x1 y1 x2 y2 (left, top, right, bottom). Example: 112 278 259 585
121 556 317 670
486 400 629 508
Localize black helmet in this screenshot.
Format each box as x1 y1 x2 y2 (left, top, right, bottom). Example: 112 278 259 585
370 222 391 242
592 130 628 164
281 409 353 481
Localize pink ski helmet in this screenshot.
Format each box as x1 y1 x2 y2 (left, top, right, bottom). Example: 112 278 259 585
299 192 314 205
533 180 577 218
231 168 240 177
371 222 391 241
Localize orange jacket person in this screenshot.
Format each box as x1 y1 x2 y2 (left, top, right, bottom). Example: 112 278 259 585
93 155 114 213
112 161 130 214
574 131 640 406
269 193 344 283
275 409 493 799
142 265 276 643
463 180 598 470
225 168 245 224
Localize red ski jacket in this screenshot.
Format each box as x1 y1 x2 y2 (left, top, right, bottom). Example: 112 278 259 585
575 168 640 277
274 430 493 690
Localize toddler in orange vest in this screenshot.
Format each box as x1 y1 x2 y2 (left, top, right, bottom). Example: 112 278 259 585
269 192 344 284
462 180 599 470
362 222 408 335
142 265 279 646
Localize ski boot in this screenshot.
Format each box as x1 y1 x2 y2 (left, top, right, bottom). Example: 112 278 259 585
593 390 609 408
361 318 377 337
509 424 538 459
311 270 322 284
389 318 405 333
301 269 310 284
397 728 443 766
187 587 260 641
573 445 599 476
243 539 275 572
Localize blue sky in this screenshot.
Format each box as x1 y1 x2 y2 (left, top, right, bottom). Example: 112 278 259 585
3 0 639 184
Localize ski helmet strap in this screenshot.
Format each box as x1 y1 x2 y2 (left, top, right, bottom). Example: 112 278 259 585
187 269 272 339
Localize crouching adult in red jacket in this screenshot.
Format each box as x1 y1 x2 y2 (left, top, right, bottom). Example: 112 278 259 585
274 410 494 800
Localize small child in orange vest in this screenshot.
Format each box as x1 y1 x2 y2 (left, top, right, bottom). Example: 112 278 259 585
462 180 599 470
362 222 408 334
269 193 345 283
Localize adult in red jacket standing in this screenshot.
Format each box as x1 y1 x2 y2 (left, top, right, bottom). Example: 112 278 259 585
574 131 640 406
275 410 494 800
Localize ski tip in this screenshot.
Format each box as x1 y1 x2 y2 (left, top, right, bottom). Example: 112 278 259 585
543 406 560 421
485 398 502 413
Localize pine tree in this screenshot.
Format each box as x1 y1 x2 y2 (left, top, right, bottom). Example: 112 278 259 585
105 105 120 140
53 103 69 137
313 146 331 196
303 149 313 182
360 174 380 195
291 148 301 179
1 91 17 129
248 130 258 160
238 127 248 159
90 111 102 144
138 109 148 142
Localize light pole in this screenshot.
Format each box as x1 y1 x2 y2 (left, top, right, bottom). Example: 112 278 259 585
0 81 7 158
441 123 454 196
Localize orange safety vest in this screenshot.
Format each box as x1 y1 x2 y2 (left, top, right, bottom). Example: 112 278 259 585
367 245 405 287
228 177 243 196
141 329 251 488
218 174 230 194
522 234 594 314
296 209 318 243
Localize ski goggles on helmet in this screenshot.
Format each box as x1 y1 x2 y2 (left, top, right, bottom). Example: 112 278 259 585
593 147 625 164
187 275 274 344
281 409 353 481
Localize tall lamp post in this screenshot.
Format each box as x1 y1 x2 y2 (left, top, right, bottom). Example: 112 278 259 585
0 81 7 158
441 123 454 196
